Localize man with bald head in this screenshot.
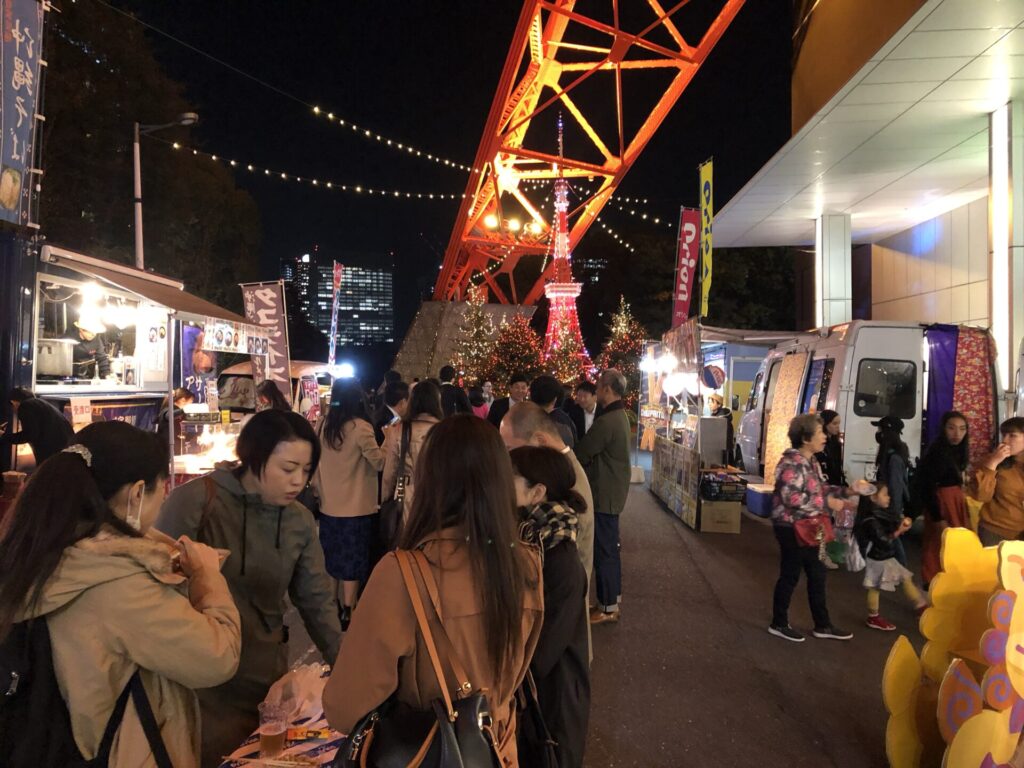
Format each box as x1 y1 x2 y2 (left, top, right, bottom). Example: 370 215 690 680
501 401 594 584
574 369 631 625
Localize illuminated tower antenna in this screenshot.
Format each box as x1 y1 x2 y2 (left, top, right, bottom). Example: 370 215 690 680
543 114 592 380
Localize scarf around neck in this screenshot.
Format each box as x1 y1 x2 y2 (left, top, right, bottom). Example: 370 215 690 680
523 500 578 551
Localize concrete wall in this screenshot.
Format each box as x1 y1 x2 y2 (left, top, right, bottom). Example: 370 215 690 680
871 198 990 327
792 0 925 133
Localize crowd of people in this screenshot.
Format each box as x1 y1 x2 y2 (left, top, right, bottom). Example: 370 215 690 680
0 365 635 768
768 410 1024 642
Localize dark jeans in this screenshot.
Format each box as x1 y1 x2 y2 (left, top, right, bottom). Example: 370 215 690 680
978 524 1008 547
594 513 621 610
771 525 831 630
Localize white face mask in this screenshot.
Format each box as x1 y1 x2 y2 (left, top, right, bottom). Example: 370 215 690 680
125 493 144 531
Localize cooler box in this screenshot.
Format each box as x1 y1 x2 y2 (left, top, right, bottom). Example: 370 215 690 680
745 483 774 518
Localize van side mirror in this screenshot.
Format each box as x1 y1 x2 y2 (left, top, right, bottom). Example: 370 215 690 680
731 395 740 411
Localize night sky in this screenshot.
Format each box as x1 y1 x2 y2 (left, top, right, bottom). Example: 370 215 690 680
115 0 792 332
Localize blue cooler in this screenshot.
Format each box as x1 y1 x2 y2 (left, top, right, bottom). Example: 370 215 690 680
745 483 774 518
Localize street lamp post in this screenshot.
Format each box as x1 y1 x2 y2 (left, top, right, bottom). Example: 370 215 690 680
132 112 198 271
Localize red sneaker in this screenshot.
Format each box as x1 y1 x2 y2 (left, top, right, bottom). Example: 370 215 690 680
866 614 896 631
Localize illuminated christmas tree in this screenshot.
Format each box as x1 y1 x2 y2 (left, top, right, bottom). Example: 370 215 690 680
453 285 496 385
597 295 648 407
484 313 544 394
546 312 589 382
542 115 592 379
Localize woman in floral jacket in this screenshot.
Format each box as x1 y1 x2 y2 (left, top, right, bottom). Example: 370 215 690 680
769 414 866 643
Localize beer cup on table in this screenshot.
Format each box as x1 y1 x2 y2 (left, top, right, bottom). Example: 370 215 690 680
258 701 288 758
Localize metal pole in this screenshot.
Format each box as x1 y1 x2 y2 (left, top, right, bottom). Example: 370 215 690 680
133 122 145 271
167 315 176 491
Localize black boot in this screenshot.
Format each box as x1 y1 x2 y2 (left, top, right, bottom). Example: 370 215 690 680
339 603 352 632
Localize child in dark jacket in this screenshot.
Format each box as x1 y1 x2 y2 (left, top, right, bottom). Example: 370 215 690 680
857 483 927 631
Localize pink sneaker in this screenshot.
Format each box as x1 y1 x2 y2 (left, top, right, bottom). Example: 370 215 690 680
866 614 896 631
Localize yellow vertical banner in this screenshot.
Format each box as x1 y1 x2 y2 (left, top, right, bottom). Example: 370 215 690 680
699 159 713 318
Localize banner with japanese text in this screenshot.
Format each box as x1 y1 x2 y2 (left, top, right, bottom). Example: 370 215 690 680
241 281 292 407
328 261 344 366
181 324 217 404
0 0 45 227
671 208 700 328
699 159 713 318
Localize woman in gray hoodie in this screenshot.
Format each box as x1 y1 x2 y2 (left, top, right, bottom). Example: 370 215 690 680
157 409 341 767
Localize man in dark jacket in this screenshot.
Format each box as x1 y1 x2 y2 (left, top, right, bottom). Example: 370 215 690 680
70 317 111 378
529 374 578 448
0 388 74 467
573 381 602 436
438 365 472 417
486 372 530 428
373 380 409 444
574 369 632 625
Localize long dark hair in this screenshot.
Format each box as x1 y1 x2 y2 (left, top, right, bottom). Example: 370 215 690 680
508 446 587 516
236 409 321 479
399 415 535 675
924 411 969 471
0 421 168 639
322 378 372 450
256 380 291 411
404 379 443 422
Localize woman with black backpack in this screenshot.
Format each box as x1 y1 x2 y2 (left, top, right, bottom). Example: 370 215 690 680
0 421 241 768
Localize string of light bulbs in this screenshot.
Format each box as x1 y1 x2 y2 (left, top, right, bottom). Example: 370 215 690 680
153 137 468 201
311 106 481 175
88 0 482 179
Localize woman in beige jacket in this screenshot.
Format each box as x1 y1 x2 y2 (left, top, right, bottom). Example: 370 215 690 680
315 377 385 628
0 421 240 768
381 379 443 526
325 415 544 767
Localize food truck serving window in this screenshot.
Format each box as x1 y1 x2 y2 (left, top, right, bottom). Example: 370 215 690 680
35 274 153 389
854 359 916 419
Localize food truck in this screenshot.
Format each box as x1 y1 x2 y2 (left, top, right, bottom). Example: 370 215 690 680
6 244 268 484
736 320 1000 483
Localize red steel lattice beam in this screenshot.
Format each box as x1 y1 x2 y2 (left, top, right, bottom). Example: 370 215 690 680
434 0 746 304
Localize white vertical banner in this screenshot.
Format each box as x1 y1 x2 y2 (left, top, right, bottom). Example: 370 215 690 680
241 281 292 406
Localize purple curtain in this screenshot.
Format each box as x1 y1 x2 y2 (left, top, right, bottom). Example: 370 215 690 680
925 325 959 448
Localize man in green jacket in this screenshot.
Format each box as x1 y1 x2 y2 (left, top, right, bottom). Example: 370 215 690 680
574 369 632 625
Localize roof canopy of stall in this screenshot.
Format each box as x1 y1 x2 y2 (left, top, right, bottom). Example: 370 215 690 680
41 245 247 325
715 0 1024 248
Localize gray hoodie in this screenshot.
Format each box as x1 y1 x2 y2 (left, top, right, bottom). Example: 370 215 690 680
156 464 341 765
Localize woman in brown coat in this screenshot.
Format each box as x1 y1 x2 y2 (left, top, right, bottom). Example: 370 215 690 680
314 378 385 628
381 379 443 527
324 415 544 767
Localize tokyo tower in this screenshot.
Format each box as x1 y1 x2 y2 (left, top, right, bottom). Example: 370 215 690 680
543 116 592 378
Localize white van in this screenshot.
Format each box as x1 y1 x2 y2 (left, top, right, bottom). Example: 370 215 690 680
736 321 999 482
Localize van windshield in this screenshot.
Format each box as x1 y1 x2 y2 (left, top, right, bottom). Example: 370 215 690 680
854 359 916 418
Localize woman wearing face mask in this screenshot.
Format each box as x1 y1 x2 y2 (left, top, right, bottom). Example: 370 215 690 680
157 409 341 767
509 445 591 768
974 417 1024 546
0 421 241 767
917 411 970 586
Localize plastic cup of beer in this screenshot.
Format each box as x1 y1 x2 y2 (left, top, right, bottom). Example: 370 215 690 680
258 701 288 758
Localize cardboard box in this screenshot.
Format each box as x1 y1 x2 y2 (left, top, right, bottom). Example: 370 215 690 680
699 500 742 534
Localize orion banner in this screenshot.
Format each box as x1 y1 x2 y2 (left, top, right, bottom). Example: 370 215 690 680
671 207 700 328
241 280 292 406
699 159 713 318
0 0 45 227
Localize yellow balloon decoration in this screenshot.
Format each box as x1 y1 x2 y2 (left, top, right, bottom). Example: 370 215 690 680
881 528 1024 767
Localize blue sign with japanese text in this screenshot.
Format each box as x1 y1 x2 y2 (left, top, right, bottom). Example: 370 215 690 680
0 0 44 227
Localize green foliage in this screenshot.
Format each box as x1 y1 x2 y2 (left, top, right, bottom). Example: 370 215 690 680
484 313 544 394
39 2 261 312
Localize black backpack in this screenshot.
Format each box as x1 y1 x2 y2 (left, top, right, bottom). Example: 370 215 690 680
0 619 173 768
